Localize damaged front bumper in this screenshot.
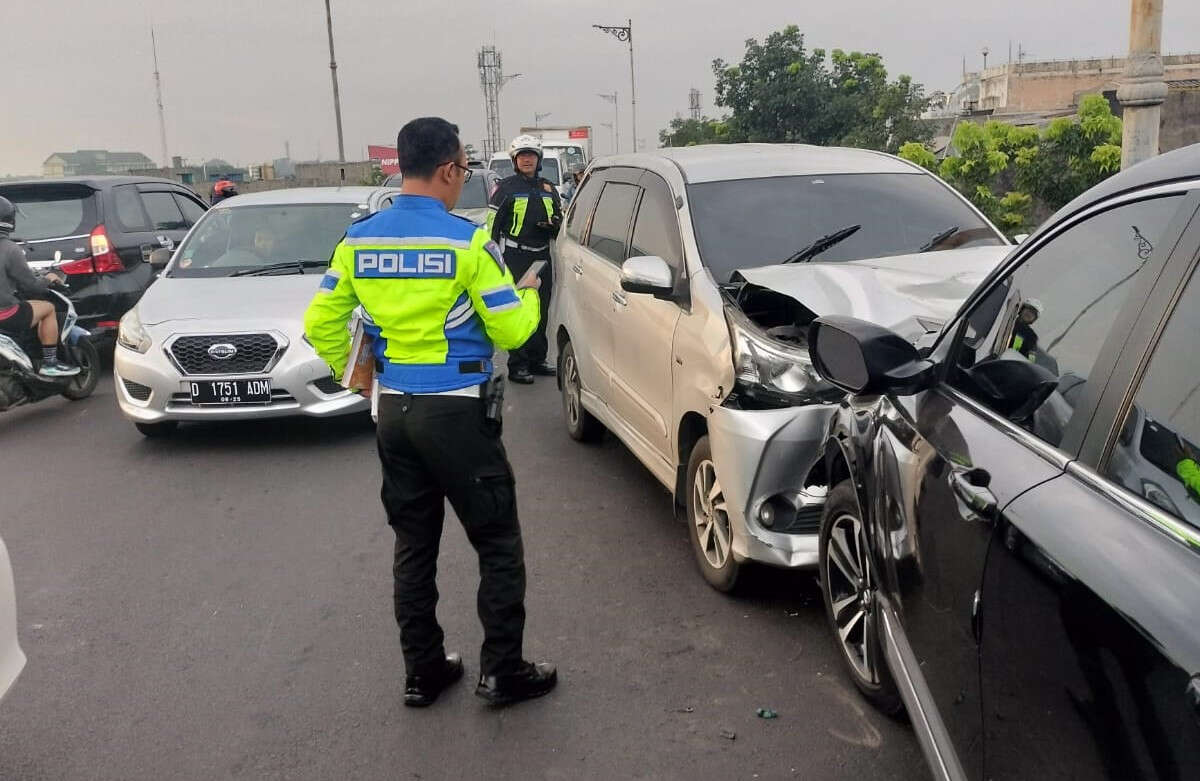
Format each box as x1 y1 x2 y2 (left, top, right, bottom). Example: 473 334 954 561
707 401 836 569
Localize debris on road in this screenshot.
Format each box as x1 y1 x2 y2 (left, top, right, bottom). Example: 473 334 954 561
756 707 778 719
673 705 695 713
720 728 737 740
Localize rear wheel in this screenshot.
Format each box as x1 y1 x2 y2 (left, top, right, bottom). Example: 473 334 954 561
135 421 178 438
685 435 741 592
560 341 604 443
60 339 100 400
819 480 903 716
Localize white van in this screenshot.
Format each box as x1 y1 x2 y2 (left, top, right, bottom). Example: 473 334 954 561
488 150 567 199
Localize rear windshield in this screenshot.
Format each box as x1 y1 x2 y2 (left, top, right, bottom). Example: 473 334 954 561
0 184 97 241
168 203 366 278
490 158 514 178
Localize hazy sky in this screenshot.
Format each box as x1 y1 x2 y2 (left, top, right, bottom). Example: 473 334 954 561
4 1 1199 175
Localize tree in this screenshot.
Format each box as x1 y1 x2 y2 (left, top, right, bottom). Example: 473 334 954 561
898 95 1123 231
705 26 930 152
360 164 386 186
659 116 729 147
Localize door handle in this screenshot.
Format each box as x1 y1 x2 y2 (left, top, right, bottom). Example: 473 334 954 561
611 291 627 307
571 263 584 275
951 469 996 516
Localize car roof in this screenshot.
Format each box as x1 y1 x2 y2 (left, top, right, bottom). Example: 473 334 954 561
209 186 393 208
0 175 183 190
596 144 919 183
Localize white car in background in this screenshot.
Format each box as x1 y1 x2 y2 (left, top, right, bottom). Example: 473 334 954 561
0 532 25 702
114 187 398 437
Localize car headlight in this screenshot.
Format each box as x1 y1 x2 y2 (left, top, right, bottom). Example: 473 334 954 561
117 308 151 353
725 305 839 406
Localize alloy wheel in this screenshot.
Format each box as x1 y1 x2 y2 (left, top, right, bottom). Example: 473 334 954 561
825 512 878 684
564 352 582 429
692 459 731 569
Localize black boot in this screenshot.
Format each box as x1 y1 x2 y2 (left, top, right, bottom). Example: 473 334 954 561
509 367 534 385
529 362 556 377
404 653 464 707
475 660 557 706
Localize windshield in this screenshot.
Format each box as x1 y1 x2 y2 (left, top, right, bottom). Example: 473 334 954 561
0 184 97 241
490 158 514 178
168 203 366 278
688 173 1004 282
547 145 586 171
455 175 491 209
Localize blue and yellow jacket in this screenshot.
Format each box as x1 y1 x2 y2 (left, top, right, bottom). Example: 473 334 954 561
303 194 540 393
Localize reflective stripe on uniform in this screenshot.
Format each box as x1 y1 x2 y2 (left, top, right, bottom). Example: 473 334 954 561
344 235 472 249
510 196 529 236
479 285 521 312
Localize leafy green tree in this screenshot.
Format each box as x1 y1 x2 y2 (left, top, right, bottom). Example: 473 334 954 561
1015 94 1122 210
360 164 386 186
705 26 930 151
659 117 730 147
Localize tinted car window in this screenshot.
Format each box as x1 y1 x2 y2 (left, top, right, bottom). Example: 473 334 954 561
142 191 187 231
0 184 97 241
455 175 491 209
950 195 1186 448
630 174 683 271
687 173 1004 282
173 193 207 226
113 185 150 232
490 158 514 178
587 182 639 264
1106 265 1200 528
170 203 363 277
566 171 603 241
539 158 561 185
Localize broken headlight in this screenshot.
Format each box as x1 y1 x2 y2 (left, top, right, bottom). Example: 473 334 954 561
725 305 839 406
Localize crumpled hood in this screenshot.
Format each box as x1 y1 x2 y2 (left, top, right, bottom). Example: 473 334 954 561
734 245 1011 343
137 275 323 326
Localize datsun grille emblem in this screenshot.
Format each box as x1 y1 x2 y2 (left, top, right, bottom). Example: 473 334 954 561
207 343 238 360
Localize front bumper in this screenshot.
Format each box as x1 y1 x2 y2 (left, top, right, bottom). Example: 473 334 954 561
114 330 368 423
707 402 836 569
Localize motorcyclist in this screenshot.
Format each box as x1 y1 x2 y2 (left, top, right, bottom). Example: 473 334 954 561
487 135 562 384
211 179 239 205
0 196 79 377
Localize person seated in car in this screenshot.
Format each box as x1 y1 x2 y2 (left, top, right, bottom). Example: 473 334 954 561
252 228 279 261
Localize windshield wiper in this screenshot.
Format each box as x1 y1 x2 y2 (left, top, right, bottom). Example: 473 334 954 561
230 260 328 277
780 224 862 264
918 225 960 253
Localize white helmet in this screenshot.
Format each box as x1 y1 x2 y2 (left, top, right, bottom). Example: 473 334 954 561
1021 298 1044 316
508 135 543 160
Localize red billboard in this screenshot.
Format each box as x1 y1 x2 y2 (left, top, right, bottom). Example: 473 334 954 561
568 128 589 139
368 144 399 175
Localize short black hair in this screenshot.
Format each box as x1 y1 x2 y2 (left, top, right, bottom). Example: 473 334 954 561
396 117 461 179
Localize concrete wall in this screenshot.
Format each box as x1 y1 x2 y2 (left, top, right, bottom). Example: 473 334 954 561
1160 88 1200 154
981 54 1200 114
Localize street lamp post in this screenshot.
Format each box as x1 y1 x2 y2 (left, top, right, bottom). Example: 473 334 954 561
597 92 619 153
1118 0 1167 169
534 112 552 129
601 122 615 155
593 19 636 152
323 0 345 162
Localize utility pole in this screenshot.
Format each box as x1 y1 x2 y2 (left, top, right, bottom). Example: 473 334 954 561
478 46 520 158
1118 0 1167 169
594 19 636 152
689 88 701 120
150 27 169 168
598 92 619 153
534 112 552 128
324 0 345 162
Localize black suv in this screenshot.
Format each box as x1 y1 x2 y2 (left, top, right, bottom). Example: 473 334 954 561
0 176 207 346
807 143 1200 780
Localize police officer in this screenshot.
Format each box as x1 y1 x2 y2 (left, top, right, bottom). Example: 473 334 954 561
487 135 562 384
304 117 557 708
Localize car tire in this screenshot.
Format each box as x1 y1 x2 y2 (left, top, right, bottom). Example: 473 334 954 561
59 339 101 401
559 341 604 443
135 421 178 438
685 435 741 593
819 479 904 717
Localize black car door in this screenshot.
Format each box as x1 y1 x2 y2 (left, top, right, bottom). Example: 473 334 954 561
980 188 1200 780
877 187 1197 779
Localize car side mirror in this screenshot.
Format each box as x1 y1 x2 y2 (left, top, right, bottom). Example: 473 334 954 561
808 316 937 396
620 256 674 299
963 355 1059 423
149 247 172 269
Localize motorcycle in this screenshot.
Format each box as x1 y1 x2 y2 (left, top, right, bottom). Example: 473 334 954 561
0 280 100 411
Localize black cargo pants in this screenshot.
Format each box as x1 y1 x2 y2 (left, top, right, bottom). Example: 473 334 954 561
376 392 526 677
503 246 552 372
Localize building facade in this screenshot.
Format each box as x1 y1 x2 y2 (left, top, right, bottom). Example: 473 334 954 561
42 150 155 178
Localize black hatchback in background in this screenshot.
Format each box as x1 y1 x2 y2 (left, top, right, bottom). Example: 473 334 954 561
807 142 1200 780
0 176 207 346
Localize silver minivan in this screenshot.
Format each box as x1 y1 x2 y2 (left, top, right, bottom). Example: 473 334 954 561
550 144 1011 591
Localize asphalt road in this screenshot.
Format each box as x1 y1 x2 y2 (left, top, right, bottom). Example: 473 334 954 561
0 372 926 780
